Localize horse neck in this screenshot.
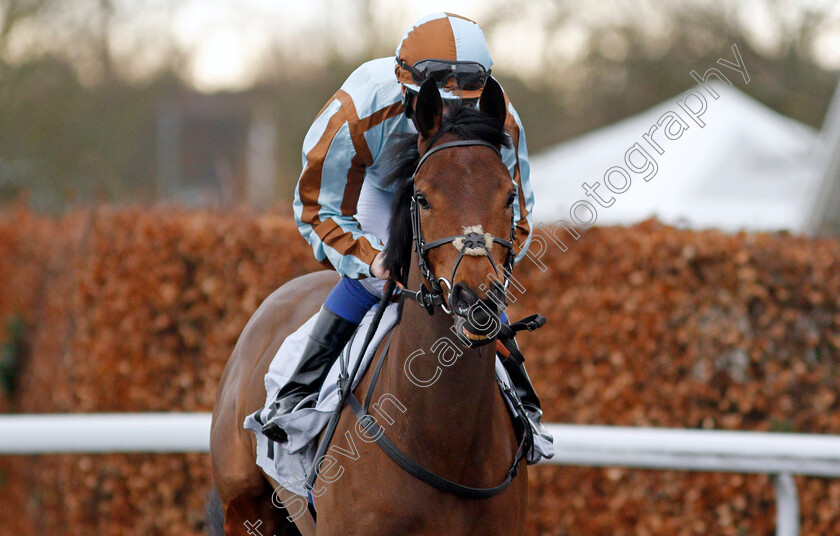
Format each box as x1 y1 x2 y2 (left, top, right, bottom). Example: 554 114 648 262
378 269 501 449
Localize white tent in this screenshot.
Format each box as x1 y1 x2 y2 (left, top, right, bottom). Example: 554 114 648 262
808 78 840 232
529 83 824 233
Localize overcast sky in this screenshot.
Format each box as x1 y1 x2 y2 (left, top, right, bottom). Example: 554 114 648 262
173 0 532 91
3 0 839 91
172 0 840 91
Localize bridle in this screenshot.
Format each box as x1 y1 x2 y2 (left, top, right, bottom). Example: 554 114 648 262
402 139 517 315
305 140 533 499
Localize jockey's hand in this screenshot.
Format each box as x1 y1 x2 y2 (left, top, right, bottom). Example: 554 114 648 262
370 251 391 280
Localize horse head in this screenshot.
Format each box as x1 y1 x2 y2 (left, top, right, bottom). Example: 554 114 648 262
384 76 516 346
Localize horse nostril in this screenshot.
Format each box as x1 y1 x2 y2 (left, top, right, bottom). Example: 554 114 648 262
450 283 477 316
471 303 492 327
480 298 499 316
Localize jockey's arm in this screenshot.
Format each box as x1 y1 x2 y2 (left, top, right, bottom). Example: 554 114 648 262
293 93 384 279
502 99 535 265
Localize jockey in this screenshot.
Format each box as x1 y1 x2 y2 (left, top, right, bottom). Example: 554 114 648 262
261 12 549 445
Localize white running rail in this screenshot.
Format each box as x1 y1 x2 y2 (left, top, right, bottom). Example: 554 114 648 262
2 414 839 536
0 413 210 453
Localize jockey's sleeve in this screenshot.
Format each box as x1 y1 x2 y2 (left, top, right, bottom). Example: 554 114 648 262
502 100 535 264
293 90 386 279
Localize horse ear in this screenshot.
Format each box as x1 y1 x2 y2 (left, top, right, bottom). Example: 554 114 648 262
479 76 506 126
415 77 442 139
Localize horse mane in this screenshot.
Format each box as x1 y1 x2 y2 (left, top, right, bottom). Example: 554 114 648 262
382 102 512 283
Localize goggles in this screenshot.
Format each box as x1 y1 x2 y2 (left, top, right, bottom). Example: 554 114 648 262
397 57 490 92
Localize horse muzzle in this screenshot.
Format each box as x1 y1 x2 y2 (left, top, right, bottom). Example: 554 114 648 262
450 282 502 347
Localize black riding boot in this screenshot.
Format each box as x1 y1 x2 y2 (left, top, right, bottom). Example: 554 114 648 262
261 307 358 443
500 339 553 444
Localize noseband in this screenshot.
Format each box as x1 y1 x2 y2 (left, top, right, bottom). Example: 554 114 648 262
404 139 517 315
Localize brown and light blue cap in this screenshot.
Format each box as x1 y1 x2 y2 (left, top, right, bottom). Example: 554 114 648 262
395 12 494 99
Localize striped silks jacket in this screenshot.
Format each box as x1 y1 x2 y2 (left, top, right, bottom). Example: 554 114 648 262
293 57 535 279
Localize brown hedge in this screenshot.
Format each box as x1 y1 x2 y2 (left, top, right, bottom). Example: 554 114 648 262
0 208 838 536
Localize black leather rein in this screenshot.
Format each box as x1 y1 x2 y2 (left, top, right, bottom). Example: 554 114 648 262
343 292 530 500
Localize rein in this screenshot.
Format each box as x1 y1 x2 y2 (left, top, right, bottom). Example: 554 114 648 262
305 280 397 491
344 305 531 499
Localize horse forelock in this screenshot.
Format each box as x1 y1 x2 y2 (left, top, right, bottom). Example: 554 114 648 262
382 102 510 283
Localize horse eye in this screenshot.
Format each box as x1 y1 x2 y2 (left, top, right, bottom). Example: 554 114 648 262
505 193 515 207
416 194 430 210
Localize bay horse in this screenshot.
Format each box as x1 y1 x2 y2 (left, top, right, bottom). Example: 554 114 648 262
209 76 528 536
